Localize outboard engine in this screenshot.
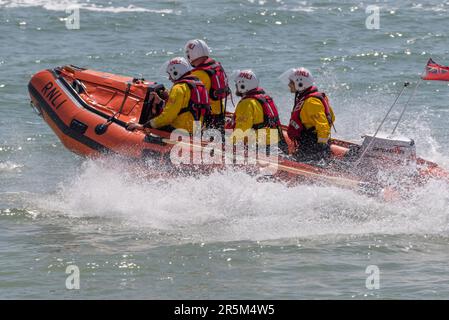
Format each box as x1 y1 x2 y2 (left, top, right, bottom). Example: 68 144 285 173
360 133 416 168
358 133 418 188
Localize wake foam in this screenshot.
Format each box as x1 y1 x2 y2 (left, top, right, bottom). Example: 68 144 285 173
34 157 449 242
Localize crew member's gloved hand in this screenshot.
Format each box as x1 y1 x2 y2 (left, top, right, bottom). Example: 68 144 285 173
278 138 290 155
149 92 162 104
126 123 144 131
160 89 169 101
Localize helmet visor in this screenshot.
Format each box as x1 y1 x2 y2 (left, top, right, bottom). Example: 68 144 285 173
278 68 296 85
159 60 171 80
230 69 242 83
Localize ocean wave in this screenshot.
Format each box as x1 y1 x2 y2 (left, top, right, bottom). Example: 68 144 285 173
412 3 449 12
0 207 39 219
0 0 175 14
277 5 317 13
0 161 24 172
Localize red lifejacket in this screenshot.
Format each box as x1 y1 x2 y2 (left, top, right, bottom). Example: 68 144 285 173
194 58 230 102
287 86 333 140
239 88 281 130
174 75 211 121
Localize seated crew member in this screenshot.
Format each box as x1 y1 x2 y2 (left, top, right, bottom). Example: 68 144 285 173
127 57 210 134
230 69 283 147
280 67 335 162
185 39 230 130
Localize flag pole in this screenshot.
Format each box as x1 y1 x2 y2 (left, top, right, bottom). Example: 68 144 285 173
390 71 425 135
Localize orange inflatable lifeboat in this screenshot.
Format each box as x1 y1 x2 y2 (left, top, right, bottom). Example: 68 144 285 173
28 65 449 197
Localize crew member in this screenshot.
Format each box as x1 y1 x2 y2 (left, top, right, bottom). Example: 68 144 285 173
280 67 335 162
231 70 283 147
127 57 210 134
185 39 230 130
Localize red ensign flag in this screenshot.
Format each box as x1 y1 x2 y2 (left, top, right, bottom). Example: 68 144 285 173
422 58 449 81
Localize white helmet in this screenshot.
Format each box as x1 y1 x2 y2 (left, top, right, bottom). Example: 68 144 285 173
184 39 210 64
279 67 314 92
164 57 192 81
232 69 259 95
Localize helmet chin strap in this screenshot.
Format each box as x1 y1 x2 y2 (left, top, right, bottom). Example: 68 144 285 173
294 87 308 103
235 83 244 97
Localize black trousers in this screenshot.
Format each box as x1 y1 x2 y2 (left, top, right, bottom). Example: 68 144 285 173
293 129 331 162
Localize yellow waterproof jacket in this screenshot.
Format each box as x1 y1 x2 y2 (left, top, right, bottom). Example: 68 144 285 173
150 82 201 134
231 97 279 145
299 96 335 144
191 69 223 116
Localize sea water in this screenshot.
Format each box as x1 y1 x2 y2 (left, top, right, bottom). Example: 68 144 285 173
1 0 449 299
